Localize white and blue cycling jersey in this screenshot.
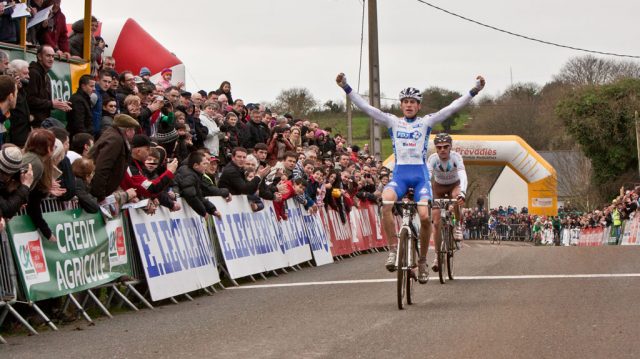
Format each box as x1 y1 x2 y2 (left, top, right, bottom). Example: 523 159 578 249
343 85 475 200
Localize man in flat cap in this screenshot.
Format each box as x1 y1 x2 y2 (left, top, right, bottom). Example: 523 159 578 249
89 113 140 201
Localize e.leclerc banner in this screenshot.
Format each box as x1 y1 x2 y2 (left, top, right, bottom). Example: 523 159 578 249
7 210 130 302
128 198 220 301
208 196 313 279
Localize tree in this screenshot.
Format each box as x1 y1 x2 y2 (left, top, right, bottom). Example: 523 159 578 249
323 100 344 113
421 87 463 132
556 78 640 192
554 55 640 87
273 87 318 117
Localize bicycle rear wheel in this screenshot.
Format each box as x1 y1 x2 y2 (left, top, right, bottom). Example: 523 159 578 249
446 227 454 280
397 227 408 310
438 224 447 284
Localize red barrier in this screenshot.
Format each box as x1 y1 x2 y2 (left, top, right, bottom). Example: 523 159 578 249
367 203 387 248
324 207 355 256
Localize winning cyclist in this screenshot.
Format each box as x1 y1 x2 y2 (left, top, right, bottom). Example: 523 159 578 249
335 72 485 284
427 133 467 272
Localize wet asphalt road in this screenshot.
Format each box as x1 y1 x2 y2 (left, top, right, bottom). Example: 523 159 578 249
3 241 640 359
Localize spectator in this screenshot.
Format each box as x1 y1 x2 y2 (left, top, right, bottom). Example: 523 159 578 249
215 81 233 105
253 143 269 167
218 147 270 195
102 56 116 72
50 127 75 201
199 151 230 199
0 75 18 140
116 71 138 112
91 70 113 136
289 126 302 148
26 45 71 128
157 68 183 90
246 107 269 149
23 129 65 241
175 151 219 217
139 67 154 88
266 127 295 166
173 123 195 164
66 74 95 137
120 134 179 208
99 95 117 134
67 132 93 164
0 50 8 74
0 146 33 219
38 0 70 58
69 15 104 75
0 1 17 44
89 113 139 201
199 100 222 156
6 60 31 146
220 112 239 160
71 157 99 213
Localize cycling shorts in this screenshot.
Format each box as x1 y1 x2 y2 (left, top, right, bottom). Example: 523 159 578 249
384 164 432 201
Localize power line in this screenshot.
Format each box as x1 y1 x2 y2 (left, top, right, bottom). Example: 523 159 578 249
415 0 640 59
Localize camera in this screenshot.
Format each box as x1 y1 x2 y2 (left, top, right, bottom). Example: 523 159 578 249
277 133 283 140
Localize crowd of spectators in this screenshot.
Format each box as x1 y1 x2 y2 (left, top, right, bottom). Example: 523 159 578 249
0 6 392 241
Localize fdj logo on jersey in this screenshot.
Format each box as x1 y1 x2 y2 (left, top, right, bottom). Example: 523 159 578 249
396 130 422 140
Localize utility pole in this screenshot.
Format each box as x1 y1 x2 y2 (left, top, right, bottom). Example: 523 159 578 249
636 111 640 178
368 0 382 160
346 96 353 144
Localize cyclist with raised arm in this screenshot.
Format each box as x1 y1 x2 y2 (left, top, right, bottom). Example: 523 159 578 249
427 133 467 271
336 72 485 284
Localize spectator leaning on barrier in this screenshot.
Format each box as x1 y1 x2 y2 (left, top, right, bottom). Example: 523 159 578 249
66 74 95 137
175 151 220 218
67 132 93 164
89 113 139 202
23 129 66 241
50 127 76 201
26 45 72 128
120 134 179 211
72 157 99 213
218 147 270 196
0 146 33 219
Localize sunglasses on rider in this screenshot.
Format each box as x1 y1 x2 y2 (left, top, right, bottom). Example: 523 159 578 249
435 145 450 150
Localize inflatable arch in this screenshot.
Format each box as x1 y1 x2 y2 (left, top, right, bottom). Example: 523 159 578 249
383 135 558 216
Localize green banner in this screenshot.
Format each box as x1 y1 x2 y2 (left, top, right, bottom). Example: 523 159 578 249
6 209 131 302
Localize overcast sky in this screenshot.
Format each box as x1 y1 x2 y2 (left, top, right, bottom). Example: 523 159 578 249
63 0 640 105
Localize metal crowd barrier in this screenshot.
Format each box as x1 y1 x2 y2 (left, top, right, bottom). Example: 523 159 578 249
467 223 533 241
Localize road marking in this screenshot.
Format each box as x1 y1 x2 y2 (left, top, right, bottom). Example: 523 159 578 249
229 273 640 290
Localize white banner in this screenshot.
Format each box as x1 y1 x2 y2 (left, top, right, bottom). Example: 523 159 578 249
300 206 333 266
128 198 219 301
208 196 313 279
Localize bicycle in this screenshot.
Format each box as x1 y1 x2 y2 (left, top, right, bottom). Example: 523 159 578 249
432 198 458 283
489 226 500 245
382 197 428 310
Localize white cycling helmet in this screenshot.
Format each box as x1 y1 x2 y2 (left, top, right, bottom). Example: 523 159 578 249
399 87 422 102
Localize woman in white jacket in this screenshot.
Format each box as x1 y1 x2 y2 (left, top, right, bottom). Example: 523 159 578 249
200 100 223 156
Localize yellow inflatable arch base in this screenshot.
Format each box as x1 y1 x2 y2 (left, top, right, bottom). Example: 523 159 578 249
383 135 558 216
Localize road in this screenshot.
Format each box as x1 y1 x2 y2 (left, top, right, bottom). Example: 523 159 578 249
3 241 640 358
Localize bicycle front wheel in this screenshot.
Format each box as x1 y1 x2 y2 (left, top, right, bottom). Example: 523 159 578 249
446 228 454 280
438 224 447 284
397 227 409 310
406 234 417 305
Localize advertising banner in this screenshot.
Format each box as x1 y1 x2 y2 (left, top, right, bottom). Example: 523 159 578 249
128 199 219 301
324 208 354 256
208 196 314 278
621 217 640 245
300 206 333 266
7 210 131 302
